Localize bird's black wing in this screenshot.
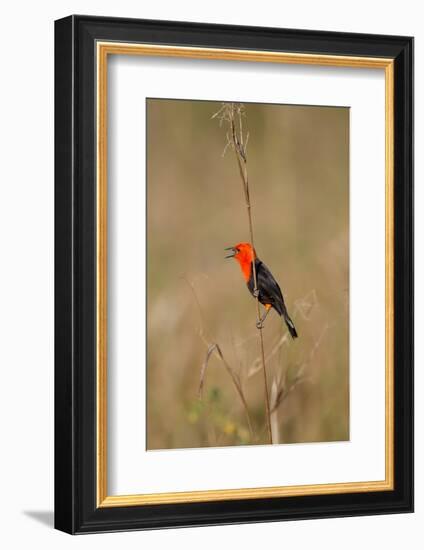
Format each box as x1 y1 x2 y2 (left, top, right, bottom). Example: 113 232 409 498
253 259 288 317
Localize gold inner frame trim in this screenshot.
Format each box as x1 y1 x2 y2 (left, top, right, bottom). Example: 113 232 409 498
96 41 394 508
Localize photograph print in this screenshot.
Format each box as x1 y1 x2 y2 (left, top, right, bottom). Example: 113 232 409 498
146 99 349 450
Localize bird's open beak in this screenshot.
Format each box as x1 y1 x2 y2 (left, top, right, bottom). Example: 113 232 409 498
225 247 236 259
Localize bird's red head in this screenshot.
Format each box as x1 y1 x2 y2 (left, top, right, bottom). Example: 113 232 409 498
225 242 255 281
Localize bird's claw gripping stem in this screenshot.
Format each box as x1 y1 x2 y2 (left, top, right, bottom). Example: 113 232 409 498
253 288 259 298
256 305 271 330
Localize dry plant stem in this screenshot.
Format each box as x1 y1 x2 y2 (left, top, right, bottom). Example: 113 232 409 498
184 277 254 440
200 343 254 440
228 105 273 445
269 323 329 415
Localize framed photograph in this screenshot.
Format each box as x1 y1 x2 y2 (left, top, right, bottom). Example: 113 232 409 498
54 15 413 534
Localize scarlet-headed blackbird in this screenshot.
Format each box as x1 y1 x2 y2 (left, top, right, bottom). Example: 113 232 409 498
225 242 298 338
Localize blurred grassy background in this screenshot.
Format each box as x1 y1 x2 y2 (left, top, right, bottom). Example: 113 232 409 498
146 99 349 449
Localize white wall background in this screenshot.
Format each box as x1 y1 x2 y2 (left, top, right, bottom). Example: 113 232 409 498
0 1 420 548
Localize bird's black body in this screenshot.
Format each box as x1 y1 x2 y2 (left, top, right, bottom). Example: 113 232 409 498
247 258 298 338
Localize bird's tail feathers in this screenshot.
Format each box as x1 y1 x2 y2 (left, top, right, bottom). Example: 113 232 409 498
284 313 298 339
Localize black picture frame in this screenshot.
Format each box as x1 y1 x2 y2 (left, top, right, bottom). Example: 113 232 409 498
55 15 413 534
